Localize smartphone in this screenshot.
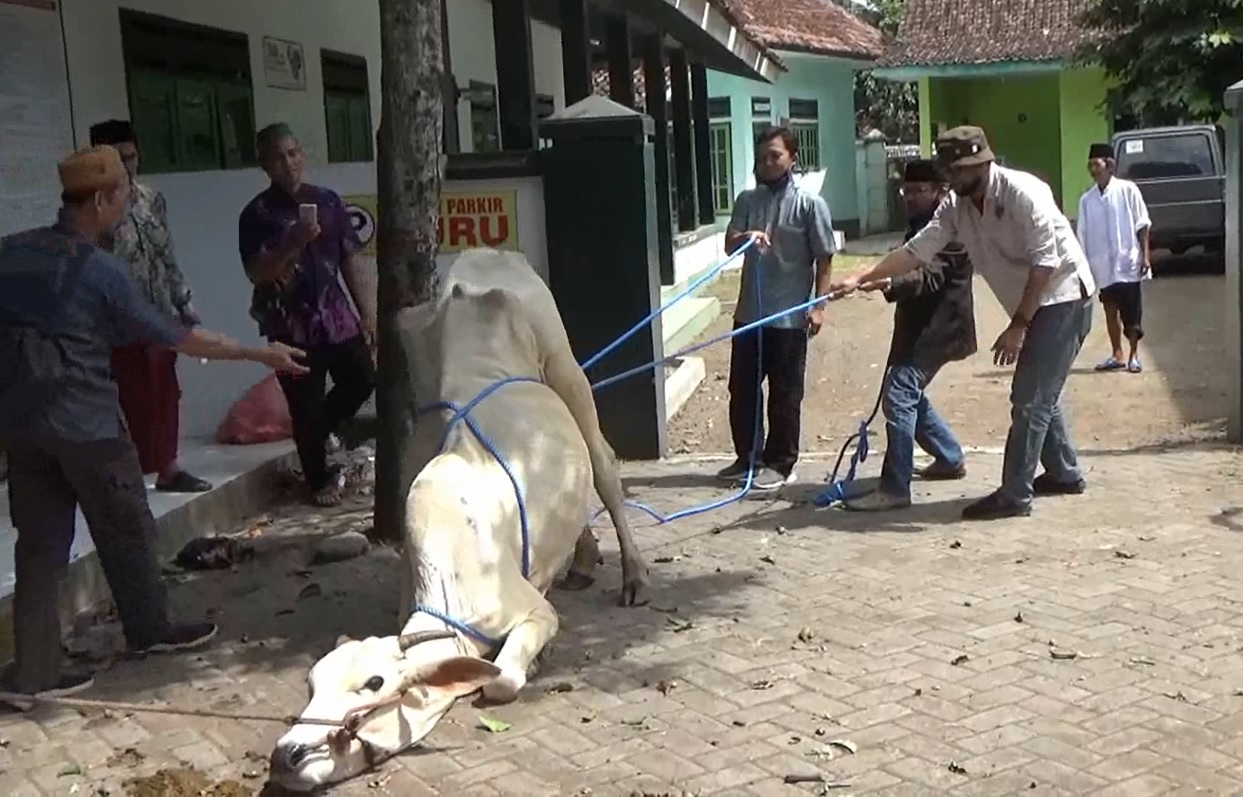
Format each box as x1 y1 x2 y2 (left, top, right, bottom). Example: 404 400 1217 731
298 203 318 226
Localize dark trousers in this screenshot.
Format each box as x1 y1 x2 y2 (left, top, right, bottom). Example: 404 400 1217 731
276 334 376 490
111 344 181 475
6 435 171 692
727 323 808 475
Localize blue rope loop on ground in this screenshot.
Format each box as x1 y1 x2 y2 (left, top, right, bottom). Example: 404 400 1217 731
415 375 541 579
811 365 890 508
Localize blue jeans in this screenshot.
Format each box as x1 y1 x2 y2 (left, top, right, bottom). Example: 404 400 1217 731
998 298 1093 506
879 362 964 500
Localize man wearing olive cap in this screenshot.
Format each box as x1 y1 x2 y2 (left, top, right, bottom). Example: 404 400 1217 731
0 145 308 702
833 126 1096 521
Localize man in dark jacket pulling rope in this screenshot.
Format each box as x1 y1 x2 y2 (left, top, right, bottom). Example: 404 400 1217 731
845 160 976 511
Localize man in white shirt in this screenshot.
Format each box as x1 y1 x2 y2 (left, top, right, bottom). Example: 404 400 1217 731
832 126 1097 521
1076 142 1152 373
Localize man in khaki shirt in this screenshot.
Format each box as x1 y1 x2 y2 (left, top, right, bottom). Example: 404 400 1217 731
834 126 1096 521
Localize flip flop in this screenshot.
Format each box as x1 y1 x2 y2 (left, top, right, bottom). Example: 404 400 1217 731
1127 357 1142 373
1095 357 1125 372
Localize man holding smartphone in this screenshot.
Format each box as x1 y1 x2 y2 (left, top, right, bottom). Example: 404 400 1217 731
238 123 376 507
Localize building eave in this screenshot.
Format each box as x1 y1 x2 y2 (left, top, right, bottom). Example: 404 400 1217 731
615 0 785 82
873 58 1068 82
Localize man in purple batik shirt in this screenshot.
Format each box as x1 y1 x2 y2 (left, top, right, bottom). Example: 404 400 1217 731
238 123 376 507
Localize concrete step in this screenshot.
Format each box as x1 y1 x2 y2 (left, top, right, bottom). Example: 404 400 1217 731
661 295 721 356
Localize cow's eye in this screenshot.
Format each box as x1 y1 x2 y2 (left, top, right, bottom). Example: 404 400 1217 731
364 676 385 692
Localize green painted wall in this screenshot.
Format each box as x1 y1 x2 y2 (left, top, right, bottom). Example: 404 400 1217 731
918 77 932 156
925 73 1063 203
1058 67 1110 218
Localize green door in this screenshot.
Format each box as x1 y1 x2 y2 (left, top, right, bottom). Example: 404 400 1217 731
215 82 256 169
127 69 179 173
174 77 221 172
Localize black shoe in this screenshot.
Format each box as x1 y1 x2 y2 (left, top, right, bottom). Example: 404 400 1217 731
962 492 1032 521
1 671 95 710
155 471 213 493
916 460 967 481
130 622 218 655
716 458 755 482
748 467 788 492
1032 473 1086 496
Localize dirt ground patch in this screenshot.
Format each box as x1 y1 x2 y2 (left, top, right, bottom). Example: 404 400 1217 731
669 255 1228 460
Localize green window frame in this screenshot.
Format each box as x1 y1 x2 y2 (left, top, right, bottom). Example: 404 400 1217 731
119 10 256 175
323 50 374 163
708 121 733 214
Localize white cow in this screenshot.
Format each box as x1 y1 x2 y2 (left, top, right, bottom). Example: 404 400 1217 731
269 248 651 791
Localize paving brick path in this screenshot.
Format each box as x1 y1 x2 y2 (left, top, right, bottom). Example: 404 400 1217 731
4 443 1243 795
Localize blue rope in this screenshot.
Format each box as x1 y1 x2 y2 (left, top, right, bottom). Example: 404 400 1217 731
579 237 755 372
415 375 541 579
408 603 503 647
811 366 889 507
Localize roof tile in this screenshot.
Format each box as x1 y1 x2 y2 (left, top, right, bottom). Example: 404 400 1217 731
879 0 1094 67
722 0 884 60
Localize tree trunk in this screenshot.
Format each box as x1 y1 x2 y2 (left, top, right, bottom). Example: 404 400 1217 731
373 0 444 544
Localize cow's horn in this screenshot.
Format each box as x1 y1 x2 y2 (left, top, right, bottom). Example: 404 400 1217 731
398 629 458 651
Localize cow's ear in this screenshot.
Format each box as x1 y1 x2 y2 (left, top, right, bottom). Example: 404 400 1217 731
417 656 502 698
334 635 354 648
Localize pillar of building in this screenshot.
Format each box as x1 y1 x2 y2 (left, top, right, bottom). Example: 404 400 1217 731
559 0 592 105
604 14 635 108
1225 79 1243 441
689 61 715 225
641 35 675 284
667 48 697 232
540 98 668 459
491 0 536 150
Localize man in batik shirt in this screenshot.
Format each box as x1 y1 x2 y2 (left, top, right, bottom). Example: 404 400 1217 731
89 120 210 493
238 123 376 507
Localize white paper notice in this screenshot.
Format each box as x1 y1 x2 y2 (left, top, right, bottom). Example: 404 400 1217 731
1124 139 1144 155
0 0 74 236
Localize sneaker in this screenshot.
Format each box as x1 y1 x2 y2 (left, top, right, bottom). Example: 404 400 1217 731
1032 473 1087 496
748 467 787 492
1 671 95 710
844 490 911 512
962 491 1032 521
916 460 967 481
716 459 754 482
130 622 218 655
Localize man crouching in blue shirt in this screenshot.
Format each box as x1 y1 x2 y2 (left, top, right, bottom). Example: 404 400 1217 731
718 126 837 492
0 146 308 704
845 159 976 511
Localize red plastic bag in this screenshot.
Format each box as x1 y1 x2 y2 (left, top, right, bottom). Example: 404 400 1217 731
215 374 293 445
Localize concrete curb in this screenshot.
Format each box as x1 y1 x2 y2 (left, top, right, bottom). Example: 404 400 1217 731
664 357 706 422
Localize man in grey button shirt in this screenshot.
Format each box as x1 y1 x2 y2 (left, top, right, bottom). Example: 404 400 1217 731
719 125 837 492
834 126 1096 521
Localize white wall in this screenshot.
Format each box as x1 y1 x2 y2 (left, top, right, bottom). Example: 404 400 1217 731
50 0 564 437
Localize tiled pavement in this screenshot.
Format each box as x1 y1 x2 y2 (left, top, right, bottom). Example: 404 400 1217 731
6 445 1243 795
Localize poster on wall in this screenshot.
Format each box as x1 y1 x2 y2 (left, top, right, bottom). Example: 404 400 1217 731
342 190 520 257
0 0 75 236
262 36 306 91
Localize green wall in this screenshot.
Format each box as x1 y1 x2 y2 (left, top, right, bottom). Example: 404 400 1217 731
1058 67 1111 217
919 65 1109 218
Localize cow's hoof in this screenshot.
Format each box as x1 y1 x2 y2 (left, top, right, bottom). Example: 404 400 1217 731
556 572 595 591
618 569 651 607
479 670 524 705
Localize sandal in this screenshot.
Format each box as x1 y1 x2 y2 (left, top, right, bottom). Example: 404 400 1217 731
311 467 347 508
1094 357 1125 372
155 471 213 493
1127 357 1142 373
